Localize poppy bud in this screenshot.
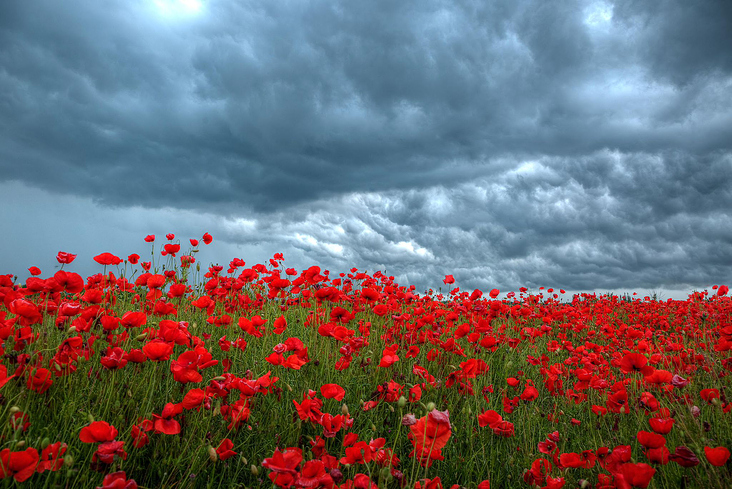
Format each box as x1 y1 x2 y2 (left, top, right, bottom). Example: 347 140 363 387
426 402 436 412
380 466 392 480
41 437 50 449
388 404 394 412
402 413 417 426
9 406 20 414
397 396 407 408
250 465 259 476
64 455 74 467
16 441 25 448
579 480 591 489
208 446 217 462
342 404 350 415
68 326 77 333
135 333 148 341
712 398 721 406
127 390 133 398
330 468 344 483
88 413 95 423
240 457 247 465
371 423 377 432
285 383 293 392
212 376 226 381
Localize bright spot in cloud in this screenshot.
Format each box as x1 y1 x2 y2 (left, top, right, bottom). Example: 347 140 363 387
296 233 319 247
151 0 203 17
323 243 344 255
584 1 613 27
396 241 432 258
512 161 539 175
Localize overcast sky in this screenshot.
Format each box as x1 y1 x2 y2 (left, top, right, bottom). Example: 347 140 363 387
1 0 731 298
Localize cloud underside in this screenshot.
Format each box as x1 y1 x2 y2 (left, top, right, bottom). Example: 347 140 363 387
0 0 731 292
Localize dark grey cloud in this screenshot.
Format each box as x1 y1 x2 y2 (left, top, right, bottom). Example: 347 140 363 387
1 0 731 295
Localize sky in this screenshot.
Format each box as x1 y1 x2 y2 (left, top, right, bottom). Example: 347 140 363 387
1 0 731 299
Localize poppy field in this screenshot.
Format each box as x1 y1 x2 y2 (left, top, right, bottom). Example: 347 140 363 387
0 233 730 488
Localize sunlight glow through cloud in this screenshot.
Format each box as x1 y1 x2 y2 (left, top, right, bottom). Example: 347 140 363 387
151 0 203 18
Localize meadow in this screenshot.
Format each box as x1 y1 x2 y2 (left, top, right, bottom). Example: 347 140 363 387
0 233 730 488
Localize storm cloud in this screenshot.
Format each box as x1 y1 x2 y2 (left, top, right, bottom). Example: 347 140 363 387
1 0 731 296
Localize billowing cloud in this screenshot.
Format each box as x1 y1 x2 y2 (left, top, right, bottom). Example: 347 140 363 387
1 0 730 295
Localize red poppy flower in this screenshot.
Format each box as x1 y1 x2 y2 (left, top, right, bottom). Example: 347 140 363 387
379 345 399 368
414 477 443 489
523 458 552 486
648 417 674 434
718 285 729 296
144 235 155 242
53 270 84 293
320 383 346 401
152 403 183 435
262 447 303 488
669 446 700 467
645 446 670 465
409 409 452 467
28 267 41 276
0 365 16 390
144 274 165 289
619 353 654 375
520 384 539 402
120 311 147 329
443 275 455 285
477 410 503 428
97 471 138 489
637 431 666 449
37 442 67 474
27 368 53 394
126 349 147 363
202 232 213 245
216 438 237 461
127 254 140 264
182 388 206 410
131 423 150 449
299 460 334 488
340 441 373 465
0 447 40 482
617 462 656 488
80 421 118 443
56 251 77 264
704 446 730 466
700 388 720 404
162 243 181 257
273 316 287 334
142 340 174 361
489 289 499 298
94 253 123 266
93 441 127 464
